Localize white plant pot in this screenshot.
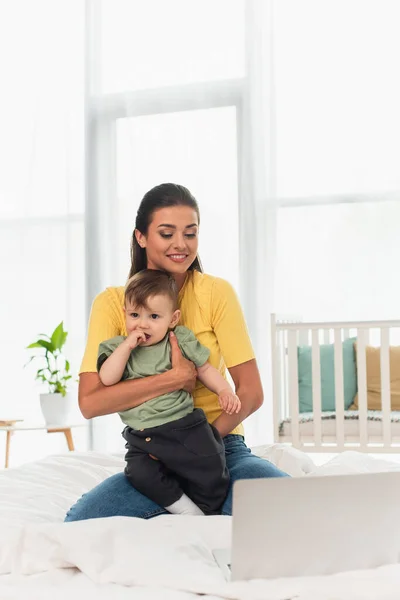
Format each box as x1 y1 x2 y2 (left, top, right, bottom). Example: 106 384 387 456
40 393 71 427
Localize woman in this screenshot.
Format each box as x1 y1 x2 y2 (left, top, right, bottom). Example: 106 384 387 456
65 183 288 521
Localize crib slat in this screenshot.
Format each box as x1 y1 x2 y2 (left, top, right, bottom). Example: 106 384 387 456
299 329 309 346
343 328 350 340
282 331 289 417
288 330 300 447
380 328 391 447
357 329 368 449
270 316 280 443
311 329 322 446
334 329 345 448
323 329 330 344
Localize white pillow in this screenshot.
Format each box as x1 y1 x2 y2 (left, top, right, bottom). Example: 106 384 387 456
251 443 316 477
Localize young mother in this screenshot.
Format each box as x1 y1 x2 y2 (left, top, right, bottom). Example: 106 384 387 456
65 183 288 521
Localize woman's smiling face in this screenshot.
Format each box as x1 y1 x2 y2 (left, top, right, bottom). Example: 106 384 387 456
135 205 199 276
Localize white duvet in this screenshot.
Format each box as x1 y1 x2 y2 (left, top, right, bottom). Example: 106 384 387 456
1 445 400 600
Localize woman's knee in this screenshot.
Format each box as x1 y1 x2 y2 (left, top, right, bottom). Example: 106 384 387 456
64 472 167 522
232 454 289 480
65 473 130 522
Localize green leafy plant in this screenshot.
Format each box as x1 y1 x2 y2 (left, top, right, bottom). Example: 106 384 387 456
25 322 72 397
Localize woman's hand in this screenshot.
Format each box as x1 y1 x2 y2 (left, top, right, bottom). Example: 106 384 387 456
169 331 197 393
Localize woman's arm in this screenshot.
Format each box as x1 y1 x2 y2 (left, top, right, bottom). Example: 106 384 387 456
208 278 262 436
80 332 197 419
211 359 263 437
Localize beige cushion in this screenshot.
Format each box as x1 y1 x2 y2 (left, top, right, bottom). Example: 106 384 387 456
351 344 400 410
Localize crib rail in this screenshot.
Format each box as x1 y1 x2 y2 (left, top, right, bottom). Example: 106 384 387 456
271 315 400 453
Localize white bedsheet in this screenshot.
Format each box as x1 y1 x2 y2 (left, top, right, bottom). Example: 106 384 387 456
1 445 400 600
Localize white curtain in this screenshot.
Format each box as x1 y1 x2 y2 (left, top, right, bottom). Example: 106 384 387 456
237 0 277 445
0 1 87 466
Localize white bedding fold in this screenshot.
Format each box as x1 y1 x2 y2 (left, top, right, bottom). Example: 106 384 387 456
2 515 400 600
2 446 400 599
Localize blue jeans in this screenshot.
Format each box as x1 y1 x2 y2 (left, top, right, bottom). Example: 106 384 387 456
64 435 289 521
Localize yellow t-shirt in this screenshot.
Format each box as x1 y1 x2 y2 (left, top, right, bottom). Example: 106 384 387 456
80 270 255 436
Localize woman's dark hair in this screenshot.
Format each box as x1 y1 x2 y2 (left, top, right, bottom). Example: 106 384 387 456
129 183 203 278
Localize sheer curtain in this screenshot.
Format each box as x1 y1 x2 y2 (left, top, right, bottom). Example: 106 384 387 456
85 0 276 449
0 1 87 466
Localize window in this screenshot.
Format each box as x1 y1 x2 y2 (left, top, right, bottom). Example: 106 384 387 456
86 0 400 450
115 107 239 289
276 201 400 321
98 0 245 93
274 0 400 326
0 0 86 464
274 0 400 199
87 0 247 450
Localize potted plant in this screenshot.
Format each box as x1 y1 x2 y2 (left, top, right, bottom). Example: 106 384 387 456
26 321 73 426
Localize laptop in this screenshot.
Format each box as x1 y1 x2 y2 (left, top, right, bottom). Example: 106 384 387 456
213 472 400 581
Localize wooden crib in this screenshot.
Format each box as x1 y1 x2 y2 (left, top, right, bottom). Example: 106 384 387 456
271 315 400 453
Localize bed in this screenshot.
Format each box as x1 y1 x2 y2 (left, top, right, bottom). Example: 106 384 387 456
271 314 400 452
2 446 400 599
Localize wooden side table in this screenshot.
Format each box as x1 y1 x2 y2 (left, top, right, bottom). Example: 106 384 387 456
0 420 87 468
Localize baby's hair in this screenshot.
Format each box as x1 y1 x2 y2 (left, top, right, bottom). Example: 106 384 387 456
124 269 179 311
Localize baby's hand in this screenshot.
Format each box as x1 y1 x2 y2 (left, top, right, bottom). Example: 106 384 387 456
218 390 241 415
125 329 146 350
